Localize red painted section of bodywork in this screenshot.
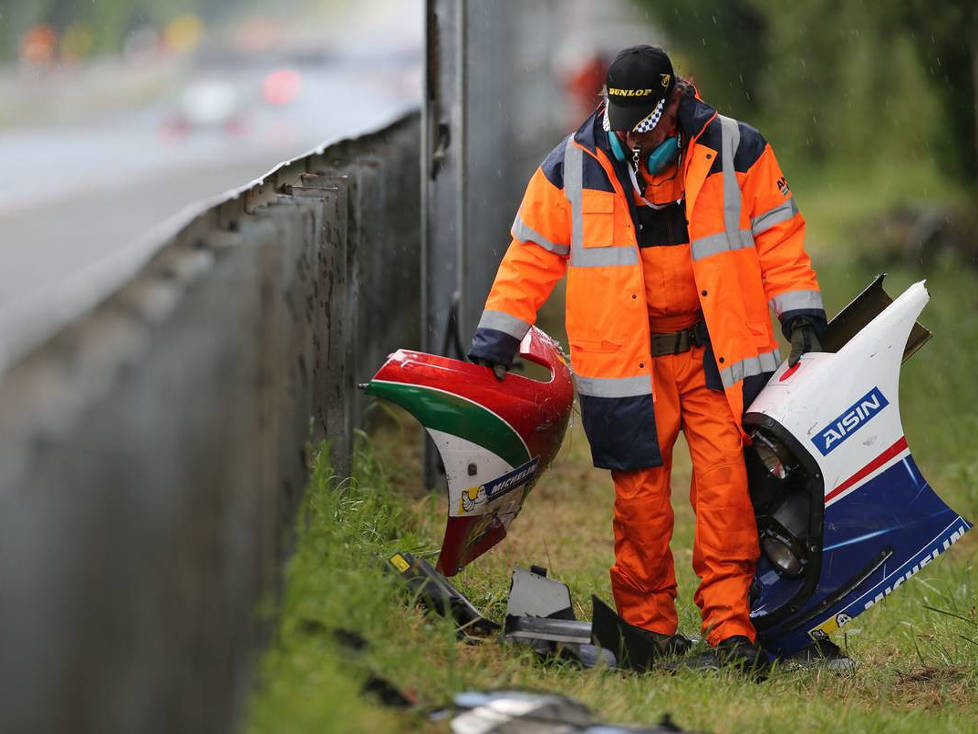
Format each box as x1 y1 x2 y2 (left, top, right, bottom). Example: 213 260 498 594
370 328 572 461
824 436 909 505
369 327 573 574
779 363 801 382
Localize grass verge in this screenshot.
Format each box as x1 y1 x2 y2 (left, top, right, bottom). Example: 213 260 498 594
245 436 439 734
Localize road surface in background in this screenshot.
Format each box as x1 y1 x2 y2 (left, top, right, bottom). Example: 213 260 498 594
0 1 421 370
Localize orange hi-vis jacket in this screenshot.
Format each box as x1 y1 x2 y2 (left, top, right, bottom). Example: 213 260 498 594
469 91 825 470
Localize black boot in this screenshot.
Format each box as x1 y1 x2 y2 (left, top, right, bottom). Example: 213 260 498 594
714 635 771 679
648 630 694 656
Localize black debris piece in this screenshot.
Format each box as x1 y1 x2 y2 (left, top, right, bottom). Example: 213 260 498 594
591 595 697 673
331 627 369 652
506 615 592 645
386 551 500 638
503 566 616 669
295 625 419 710
657 713 685 732
591 594 660 672
362 674 417 708
778 636 856 672
297 618 327 635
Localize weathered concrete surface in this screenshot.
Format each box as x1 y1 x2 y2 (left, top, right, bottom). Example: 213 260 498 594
0 113 420 734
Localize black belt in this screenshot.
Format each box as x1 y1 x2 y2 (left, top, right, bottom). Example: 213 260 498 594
650 320 708 357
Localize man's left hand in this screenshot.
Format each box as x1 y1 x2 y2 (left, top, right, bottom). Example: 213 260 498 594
788 318 822 367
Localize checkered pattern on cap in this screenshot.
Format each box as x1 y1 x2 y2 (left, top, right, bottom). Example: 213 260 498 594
602 97 666 134
632 98 666 133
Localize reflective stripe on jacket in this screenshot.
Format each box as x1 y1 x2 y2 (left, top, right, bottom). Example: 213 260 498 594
469 91 825 470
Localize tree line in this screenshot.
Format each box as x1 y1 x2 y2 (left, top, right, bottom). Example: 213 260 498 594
0 0 253 61
641 0 978 186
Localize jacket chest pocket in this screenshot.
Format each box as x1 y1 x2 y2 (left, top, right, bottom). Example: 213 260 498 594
571 338 622 354
581 191 616 248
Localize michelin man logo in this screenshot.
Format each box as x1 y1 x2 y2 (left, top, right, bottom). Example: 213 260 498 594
458 457 540 515
460 485 488 514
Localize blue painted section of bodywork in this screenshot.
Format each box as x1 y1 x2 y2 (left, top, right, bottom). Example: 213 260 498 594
754 455 971 654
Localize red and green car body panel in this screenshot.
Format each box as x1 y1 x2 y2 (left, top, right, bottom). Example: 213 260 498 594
364 327 573 575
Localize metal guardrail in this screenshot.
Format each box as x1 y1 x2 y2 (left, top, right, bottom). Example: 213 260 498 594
0 111 421 734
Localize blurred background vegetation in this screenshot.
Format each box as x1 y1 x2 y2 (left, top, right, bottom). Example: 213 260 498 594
644 0 978 186
2 0 232 59
6 0 975 190
0 0 337 62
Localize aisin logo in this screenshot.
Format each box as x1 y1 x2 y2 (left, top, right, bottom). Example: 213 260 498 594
812 387 889 456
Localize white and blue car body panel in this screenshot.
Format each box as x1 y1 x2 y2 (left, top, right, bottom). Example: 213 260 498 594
744 280 972 655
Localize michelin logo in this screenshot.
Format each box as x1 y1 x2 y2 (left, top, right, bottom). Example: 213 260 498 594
812 387 889 456
863 524 969 610
460 457 540 514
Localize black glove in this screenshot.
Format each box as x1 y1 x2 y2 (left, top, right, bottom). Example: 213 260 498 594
788 318 822 367
471 356 508 381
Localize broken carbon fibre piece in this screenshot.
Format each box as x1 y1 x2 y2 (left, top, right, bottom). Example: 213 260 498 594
590 595 709 673
503 566 615 669
591 595 662 673
387 551 500 638
505 566 576 622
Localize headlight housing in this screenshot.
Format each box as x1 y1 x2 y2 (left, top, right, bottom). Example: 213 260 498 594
752 431 796 480
761 534 804 576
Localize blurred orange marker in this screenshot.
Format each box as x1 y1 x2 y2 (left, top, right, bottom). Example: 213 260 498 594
21 25 56 65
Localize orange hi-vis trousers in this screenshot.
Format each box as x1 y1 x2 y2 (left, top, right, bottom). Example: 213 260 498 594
609 343 760 646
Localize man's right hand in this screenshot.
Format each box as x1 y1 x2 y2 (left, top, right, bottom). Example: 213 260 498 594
471 357 508 381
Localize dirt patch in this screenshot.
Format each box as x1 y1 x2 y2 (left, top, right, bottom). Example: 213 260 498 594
367 404 426 498
889 665 971 710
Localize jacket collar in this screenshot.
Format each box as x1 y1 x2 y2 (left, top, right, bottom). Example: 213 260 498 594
677 88 717 149
572 105 605 154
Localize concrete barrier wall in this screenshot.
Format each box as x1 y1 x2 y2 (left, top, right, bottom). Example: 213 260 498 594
0 112 420 734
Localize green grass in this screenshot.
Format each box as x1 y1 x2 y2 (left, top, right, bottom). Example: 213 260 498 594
245 437 440 734
790 159 970 247
247 166 978 732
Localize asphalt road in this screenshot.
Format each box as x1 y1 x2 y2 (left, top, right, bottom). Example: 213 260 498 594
0 50 420 370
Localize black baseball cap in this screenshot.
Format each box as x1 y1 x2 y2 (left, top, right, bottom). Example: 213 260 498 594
605 45 675 132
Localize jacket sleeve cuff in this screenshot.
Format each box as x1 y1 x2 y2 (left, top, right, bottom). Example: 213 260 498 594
780 309 827 340
467 327 522 367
